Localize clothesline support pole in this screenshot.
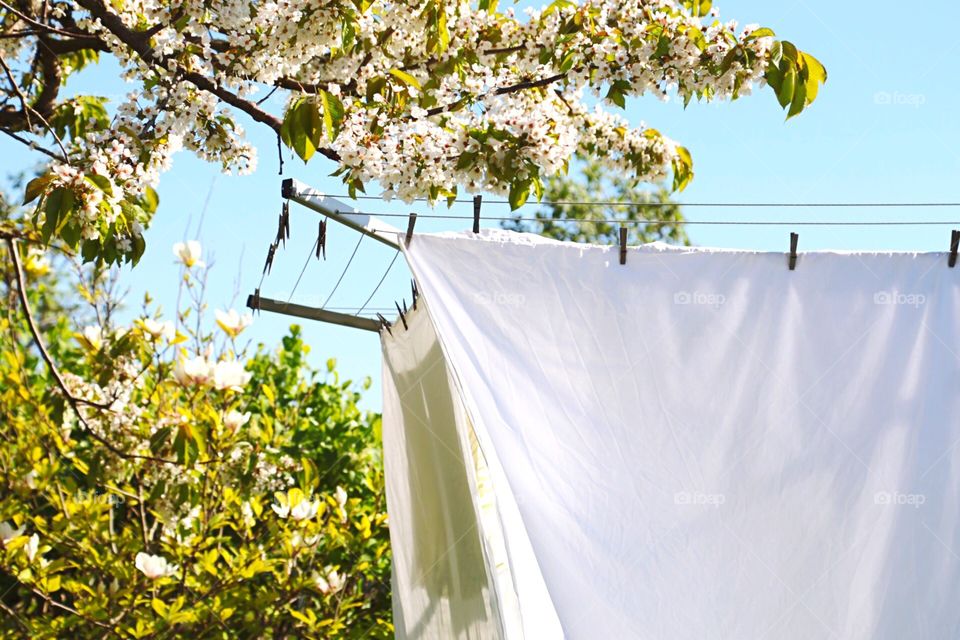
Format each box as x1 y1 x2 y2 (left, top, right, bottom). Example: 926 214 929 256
245 294 381 332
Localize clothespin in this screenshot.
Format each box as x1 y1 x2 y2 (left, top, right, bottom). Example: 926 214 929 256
275 214 286 249
317 219 327 260
247 288 261 315
788 232 799 271
402 298 408 317
619 226 627 265
263 241 277 275
283 200 291 240
949 229 959 268
411 279 419 310
394 301 408 330
473 195 482 234
376 313 393 336
405 212 418 246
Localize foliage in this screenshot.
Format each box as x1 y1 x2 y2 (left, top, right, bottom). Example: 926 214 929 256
504 158 689 245
0 0 823 264
0 238 391 638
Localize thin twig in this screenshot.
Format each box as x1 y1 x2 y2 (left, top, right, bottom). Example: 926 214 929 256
6 237 183 466
0 54 32 128
0 127 66 161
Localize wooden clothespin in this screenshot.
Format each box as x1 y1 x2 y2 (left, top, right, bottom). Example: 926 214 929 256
275 215 285 248
394 301 408 330
317 219 327 260
473 195 482 234
376 313 393 336
411 279 419 310
949 229 959 268
283 200 291 240
247 288 261 315
263 241 277 275
405 212 417 246
788 232 799 271
619 226 627 265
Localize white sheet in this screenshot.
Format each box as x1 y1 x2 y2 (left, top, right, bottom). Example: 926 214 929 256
398 230 960 640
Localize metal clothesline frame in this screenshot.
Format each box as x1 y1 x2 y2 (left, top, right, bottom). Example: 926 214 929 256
248 179 960 334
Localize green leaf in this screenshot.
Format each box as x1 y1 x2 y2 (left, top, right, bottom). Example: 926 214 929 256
508 179 531 210
23 174 53 205
436 0 450 51
319 90 344 142
801 51 827 105
787 76 807 119
777 68 796 108
388 69 421 90
41 188 74 243
745 27 776 41
671 145 694 192
141 186 160 214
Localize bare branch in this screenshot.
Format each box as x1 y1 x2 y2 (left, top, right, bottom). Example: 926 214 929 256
425 72 567 117
0 127 67 161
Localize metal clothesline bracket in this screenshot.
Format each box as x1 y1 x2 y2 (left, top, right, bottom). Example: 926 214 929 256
246 294 381 333
250 179 405 334
281 178 401 250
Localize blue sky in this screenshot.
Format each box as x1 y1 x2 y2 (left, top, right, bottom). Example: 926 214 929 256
4 0 959 410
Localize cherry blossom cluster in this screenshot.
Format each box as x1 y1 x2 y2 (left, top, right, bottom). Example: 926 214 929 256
9 0 820 260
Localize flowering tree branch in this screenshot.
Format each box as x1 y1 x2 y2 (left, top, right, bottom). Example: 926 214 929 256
1 0 825 264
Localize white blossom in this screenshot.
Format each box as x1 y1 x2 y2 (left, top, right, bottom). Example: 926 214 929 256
215 309 253 338
135 552 179 579
223 410 251 432
314 568 345 595
141 318 175 341
25 534 39 562
173 355 213 386
212 360 252 391
172 241 204 268
0 521 24 544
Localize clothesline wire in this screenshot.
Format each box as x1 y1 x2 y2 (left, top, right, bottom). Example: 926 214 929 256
321 233 364 309
334 211 960 227
324 195 960 208
357 251 401 315
287 236 319 303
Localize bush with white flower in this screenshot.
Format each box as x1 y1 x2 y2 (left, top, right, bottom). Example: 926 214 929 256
0 239 391 637
2 0 823 263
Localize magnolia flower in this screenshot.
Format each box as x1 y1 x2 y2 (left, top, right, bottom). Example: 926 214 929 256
173 355 212 386
272 489 319 521
215 309 253 338
141 318 175 341
135 552 178 579
79 325 103 351
223 410 251 433
25 533 39 562
315 568 345 595
0 521 25 544
212 360 252 391
172 241 204 268
335 486 349 523
290 498 320 521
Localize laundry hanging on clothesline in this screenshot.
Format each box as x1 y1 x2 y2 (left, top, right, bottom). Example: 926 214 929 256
382 230 960 639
